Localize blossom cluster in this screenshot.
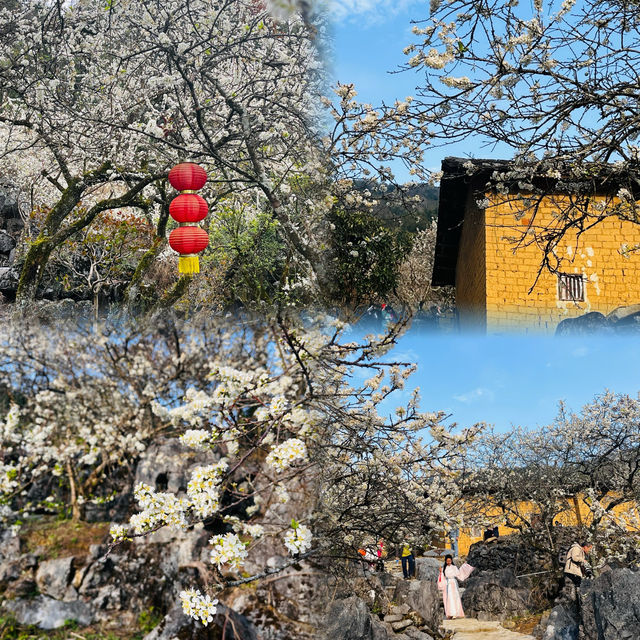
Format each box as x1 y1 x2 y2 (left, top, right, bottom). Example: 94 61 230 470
209 532 249 569
187 461 228 518
179 429 216 451
284 523 313 555
266 438 308 472
179 589 218 626
130 483 189 533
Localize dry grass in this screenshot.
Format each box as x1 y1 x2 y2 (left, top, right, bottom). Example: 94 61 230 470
508 611 546 634
20 518 110 560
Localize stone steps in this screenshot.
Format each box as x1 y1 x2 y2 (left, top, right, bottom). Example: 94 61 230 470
441 618 536 640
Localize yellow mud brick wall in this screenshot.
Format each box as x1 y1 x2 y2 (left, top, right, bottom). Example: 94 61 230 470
446 497 640 556
479 195 640 333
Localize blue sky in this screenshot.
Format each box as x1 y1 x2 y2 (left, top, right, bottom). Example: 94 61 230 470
328 2 513 181
344 325 640 433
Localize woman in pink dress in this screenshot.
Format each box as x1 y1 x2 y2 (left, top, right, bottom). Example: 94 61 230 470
437 554 474 619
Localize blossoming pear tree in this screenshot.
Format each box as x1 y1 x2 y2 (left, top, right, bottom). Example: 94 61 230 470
404 0 640 267
0 0 433 309
0 311 481 625
458 391 640 566
0 0 322 302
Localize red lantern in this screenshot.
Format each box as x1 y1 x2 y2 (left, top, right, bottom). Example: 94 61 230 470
169 193 208 223
168 227 209 273
167 162 209 274
168 163 207 191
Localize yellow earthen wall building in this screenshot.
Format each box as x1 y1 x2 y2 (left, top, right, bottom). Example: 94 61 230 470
445 496 640 556
432 158 640 333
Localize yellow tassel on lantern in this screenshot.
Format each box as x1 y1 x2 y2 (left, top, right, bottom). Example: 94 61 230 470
178 255 200 274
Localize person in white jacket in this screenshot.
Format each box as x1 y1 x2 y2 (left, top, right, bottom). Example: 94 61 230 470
564 541 593 587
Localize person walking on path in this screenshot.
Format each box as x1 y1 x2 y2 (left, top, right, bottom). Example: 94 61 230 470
564 541 593 588
438 554 474 619
399 540 415 579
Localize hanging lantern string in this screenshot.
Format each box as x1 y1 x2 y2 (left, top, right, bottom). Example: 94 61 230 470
167 163 209 275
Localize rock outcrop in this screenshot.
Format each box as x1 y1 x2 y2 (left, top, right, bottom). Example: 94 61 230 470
536 568 640 639
556 306 640 334
581 568 640 639
4 595 94 630
320 593 436 640
392 577 440 632
539 603 579 640
461 569 531 621
321 595 393 640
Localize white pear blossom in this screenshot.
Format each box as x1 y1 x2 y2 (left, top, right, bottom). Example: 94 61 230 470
284 523 313 555
209 533 249 569
179 589 218 626
266 438 308 472
109 524 128 542
179 429 217 450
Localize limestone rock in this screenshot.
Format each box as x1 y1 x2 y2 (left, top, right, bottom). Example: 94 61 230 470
391 619 413 632
4 595 94 629
0 559 21 585
321 596 373 640
466 536 554 575
3 574 36 598
461 569 531 621
541 604 578 640
415 557 442 581
580 568 640 640
35 556 74 600
405 628 434 640
0 530 20 565
384 614 404 623
391 603 410 615
392 578 440 633
321 595 394 640
0 231 15 253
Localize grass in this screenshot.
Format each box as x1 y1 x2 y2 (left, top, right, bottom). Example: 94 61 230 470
20 519 110 561
134 607 163 637
506 610 547 634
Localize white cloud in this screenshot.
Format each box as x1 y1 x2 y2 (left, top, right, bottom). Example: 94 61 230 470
453 387 495 404
572 346 589 358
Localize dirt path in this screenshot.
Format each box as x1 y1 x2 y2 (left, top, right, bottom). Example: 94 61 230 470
442 618 536 640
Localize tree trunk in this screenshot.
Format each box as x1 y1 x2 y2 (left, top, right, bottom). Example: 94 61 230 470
153 275 193 310
66 461 81 521
124 236 166 313
16 238 55 303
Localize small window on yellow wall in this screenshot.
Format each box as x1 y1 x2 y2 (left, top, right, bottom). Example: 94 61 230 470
558 273 585 302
